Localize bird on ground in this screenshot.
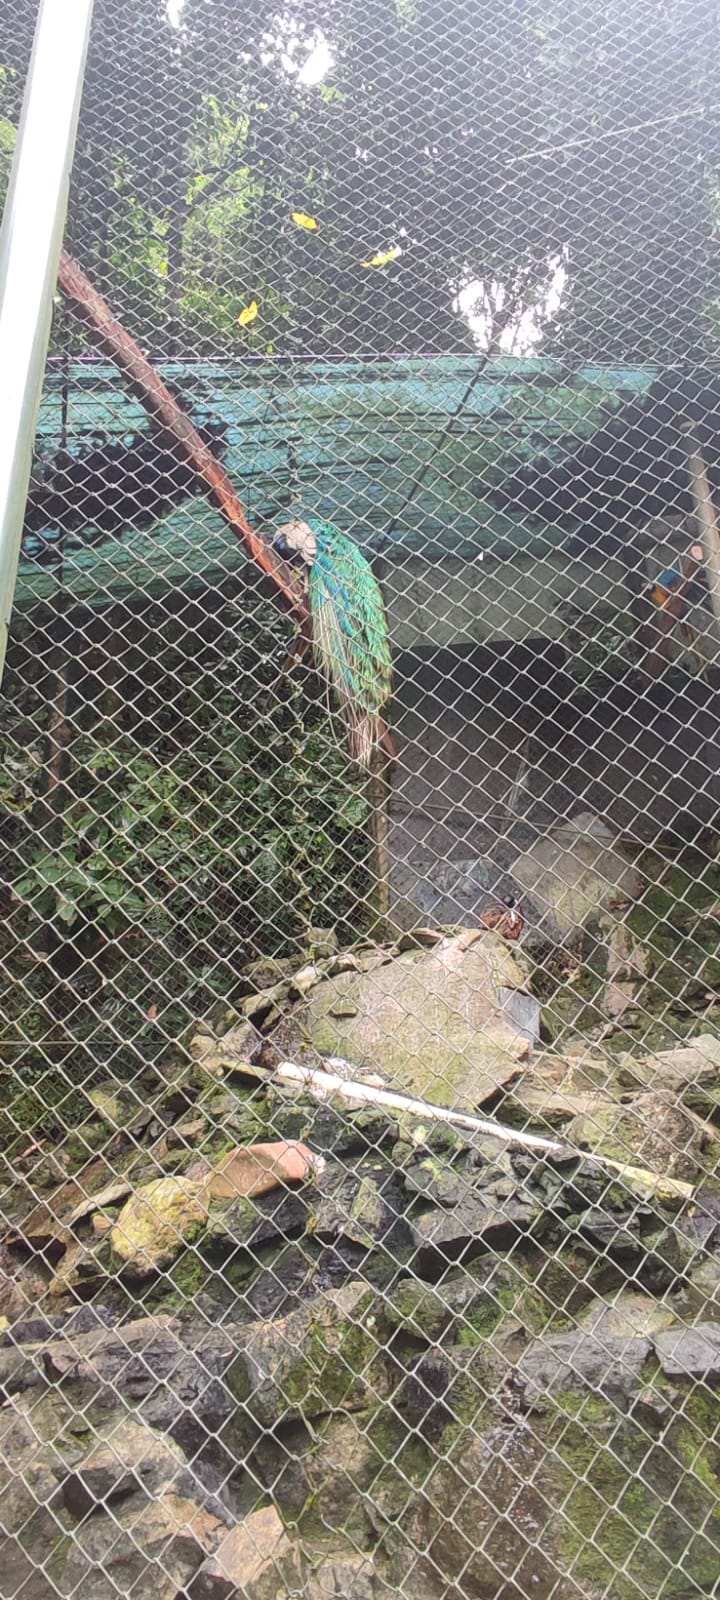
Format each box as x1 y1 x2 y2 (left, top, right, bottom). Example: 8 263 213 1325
475 894 525 940
273 516 394 767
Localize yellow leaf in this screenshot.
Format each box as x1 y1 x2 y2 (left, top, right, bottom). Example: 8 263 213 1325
292 211 319 230
237 299 259 327
362 245 401 268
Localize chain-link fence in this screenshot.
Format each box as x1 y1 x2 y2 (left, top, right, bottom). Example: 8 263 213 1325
3 2 720 1596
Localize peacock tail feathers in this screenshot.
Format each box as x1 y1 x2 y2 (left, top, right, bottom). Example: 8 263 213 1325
305 518 393 766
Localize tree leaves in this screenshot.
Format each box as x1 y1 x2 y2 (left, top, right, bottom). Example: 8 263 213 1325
10 715 370 949
5 0 710 369
362 246 401 268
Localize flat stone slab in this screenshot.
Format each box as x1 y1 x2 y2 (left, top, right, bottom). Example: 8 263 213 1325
305 930 532 1111
517 1330 652 1401
654 1322 720 1381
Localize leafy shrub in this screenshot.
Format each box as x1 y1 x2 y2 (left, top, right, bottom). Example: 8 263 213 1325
0 615 372 1148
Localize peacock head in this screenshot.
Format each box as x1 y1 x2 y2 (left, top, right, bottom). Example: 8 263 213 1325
273 518 317 566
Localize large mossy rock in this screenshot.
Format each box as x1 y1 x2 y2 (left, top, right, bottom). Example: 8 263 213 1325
397 1396 720 1600
378 1317 720 1600
228 1281 392 1427
305 931 532 1109
568 1092 707 1185
512 811 641 945
109 1178 207 1277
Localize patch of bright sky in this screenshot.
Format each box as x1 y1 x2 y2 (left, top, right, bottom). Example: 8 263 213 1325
297 34 334 85
456 251 568 354
167 0 334 82
273 23 334 84
166 0 561 351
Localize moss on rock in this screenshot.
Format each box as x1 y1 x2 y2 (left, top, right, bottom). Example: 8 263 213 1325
305 931 531 1109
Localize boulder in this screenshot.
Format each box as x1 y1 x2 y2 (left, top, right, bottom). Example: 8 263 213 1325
617 1034 720 1115
228 1282 391 1428
3 1178 89 1255
391 1384 720 1600
0 1411 68 1535
39 1316 242 1447
497 1049 620 1128
188 1018 264 1078
407 1186 541 1270
512 811 641 945
387 1421 570 1600
109 1178 207 1276
577 1290 676 1341
47 1241 110 1300
0 1247 50 1324
574 1208 644 1256
86 1082 132 1127
517 1329 653 1403
568 1092 707 1184
61 1418 186 1517
305 931 533 1110
252 1414 383 1545
204 1189 311 1254
654 1322 720 1381
310 1166 409 1251
304 1553 378 1600
189 1506 302 1600
59 1490 226 1600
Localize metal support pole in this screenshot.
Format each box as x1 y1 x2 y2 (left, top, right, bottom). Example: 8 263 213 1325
0 0 95 684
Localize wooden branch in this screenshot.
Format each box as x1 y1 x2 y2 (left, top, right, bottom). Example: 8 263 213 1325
682 425 720 653
367 745 392 929
57 250 308 622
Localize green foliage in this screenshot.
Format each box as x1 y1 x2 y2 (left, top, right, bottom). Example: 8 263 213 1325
4 0 716 360
0 601 373 1149
11 717 370 951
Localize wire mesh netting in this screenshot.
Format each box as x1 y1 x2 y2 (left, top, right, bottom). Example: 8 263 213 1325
3 1 720 1596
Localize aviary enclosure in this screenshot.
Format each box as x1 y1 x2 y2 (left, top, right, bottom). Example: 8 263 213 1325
3 2 720 1596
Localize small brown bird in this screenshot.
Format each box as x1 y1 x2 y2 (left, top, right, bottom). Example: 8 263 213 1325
476 894 524 941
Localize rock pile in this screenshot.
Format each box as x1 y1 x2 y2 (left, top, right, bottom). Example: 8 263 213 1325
2 930 720 1599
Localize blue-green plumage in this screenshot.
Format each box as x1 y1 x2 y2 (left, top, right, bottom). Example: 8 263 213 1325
273 516 393 766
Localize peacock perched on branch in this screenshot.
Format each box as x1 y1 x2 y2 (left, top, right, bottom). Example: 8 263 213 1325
273 517 394 768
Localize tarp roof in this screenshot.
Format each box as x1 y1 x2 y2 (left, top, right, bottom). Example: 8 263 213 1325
492 369 720 538
16 355 658 612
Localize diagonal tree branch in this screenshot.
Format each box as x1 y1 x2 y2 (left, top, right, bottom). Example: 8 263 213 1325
56 248 308 621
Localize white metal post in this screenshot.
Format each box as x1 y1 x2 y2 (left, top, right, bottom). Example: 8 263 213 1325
0 0 95 683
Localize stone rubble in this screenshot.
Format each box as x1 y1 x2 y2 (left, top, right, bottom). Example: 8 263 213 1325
2 929 720 1598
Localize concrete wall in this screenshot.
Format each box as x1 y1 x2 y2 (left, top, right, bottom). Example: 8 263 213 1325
382 548 627 651
382 514 715 662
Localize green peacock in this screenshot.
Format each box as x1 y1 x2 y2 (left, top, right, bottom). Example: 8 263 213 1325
273 516 394 768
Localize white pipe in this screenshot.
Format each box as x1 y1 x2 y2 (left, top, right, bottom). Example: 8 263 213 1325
0 0 95 683
277 1058 567 1153
275 1058 695 1199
